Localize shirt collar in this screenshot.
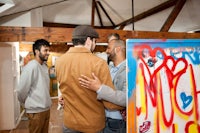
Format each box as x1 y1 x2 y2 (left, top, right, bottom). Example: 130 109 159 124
110 60 126 69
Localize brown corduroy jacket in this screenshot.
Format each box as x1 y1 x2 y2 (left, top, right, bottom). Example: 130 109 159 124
55 47 124 133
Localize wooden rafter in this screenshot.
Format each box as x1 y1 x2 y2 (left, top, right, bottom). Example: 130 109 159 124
95 0 103 26
160 0 186 32
91 0 96 26
43 22 115 29
0 3 5 6
132 0 134 30
117 0 177 29
43 22 78 28
96 1 115 27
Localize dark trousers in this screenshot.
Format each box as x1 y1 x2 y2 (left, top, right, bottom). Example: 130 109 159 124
103 118 126 133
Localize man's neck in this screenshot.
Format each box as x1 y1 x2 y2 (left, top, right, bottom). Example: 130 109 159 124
35 57 43 65
113 58 125 67
75 45 91 51
74 45 84 47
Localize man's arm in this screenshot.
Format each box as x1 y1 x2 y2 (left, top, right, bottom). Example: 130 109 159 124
79 73 126 107
97 85 126 107
16 65 33 105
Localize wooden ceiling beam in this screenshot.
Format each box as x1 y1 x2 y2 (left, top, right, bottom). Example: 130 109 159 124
43 22 114 29
0 3 5 6
91 0 96 26
43 22 78 28
160 0 186 32
117 0 177 29
96 1 116 27
95 0 103 26
1 26 200 43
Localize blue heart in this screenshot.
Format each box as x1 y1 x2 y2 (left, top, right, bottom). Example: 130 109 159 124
180 92 193 110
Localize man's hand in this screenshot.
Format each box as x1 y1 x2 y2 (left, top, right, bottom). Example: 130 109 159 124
78 73 102 92
58 95 64 109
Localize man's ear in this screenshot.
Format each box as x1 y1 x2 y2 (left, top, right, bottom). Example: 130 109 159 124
115 47 120 53
85 37 91 46
35 49 39 55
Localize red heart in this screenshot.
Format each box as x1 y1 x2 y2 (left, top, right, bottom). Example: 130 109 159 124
136 107 141 116
165 56 188 78
134 45 166 76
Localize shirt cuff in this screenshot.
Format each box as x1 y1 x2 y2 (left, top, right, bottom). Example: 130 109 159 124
96 85 103 94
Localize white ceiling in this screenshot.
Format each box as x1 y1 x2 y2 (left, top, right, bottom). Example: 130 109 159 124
0 0 200 32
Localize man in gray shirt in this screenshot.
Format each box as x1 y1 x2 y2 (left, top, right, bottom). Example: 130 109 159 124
17 39 52 133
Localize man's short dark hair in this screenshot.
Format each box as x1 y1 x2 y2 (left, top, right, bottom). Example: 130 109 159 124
72 38 87 46
33 39 50 55
107 33 120 41
72 25 99 45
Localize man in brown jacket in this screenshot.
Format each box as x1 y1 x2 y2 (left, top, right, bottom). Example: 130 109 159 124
55 25 123 133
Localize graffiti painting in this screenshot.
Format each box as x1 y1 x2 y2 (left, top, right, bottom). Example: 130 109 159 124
127 39 200 133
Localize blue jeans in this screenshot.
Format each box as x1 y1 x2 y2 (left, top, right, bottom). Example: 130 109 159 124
63 125 80 133
63 125 104 133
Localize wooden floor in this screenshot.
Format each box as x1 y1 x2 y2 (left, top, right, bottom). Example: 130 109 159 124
0 99 63 133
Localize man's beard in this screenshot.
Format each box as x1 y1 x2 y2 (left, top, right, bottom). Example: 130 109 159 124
107 50 116 61
39 52 48 62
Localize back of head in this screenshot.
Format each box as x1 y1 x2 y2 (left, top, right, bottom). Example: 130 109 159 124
110 39 125 48
112 39 126 57
107 33 120 42
33 39 50 56
72 25 99 45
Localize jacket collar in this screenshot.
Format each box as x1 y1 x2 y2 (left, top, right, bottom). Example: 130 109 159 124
68 46 91 53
